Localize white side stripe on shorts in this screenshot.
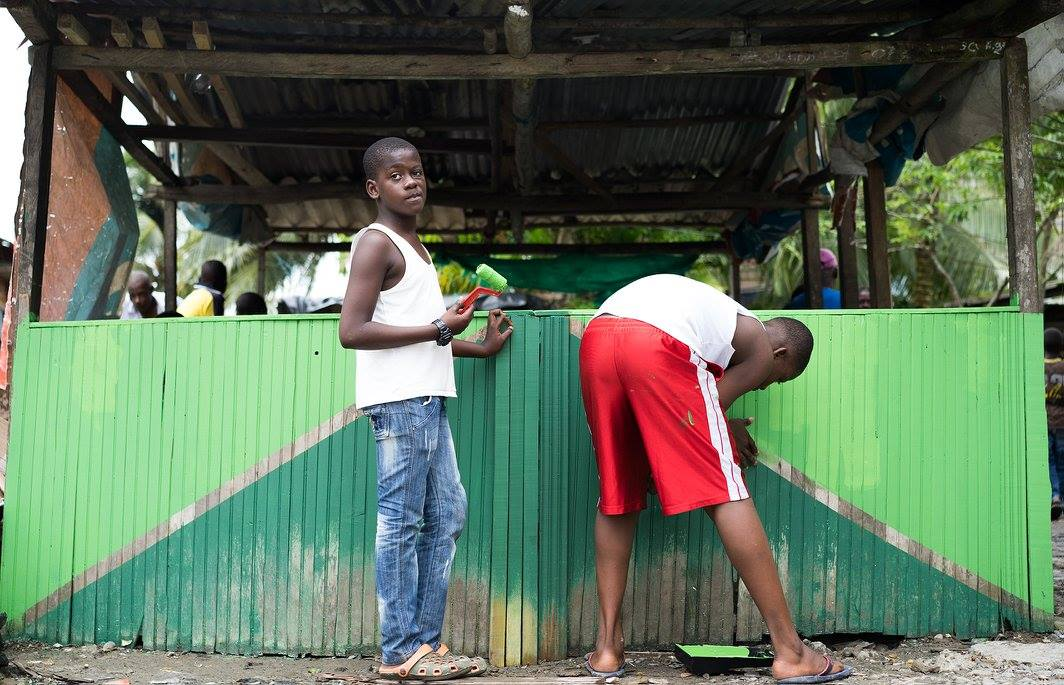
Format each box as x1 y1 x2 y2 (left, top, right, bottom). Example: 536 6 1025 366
689 349 749 501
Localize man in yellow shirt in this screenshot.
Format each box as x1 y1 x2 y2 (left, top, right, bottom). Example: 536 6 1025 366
177 260 227 317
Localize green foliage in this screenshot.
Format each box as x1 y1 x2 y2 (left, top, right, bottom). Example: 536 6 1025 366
757 111 1063 308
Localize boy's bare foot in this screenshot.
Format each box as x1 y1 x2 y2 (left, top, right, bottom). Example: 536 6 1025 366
586 646 625 675
771 644 851 683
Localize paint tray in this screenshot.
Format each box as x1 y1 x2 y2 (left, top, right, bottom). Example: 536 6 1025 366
674 644 774 675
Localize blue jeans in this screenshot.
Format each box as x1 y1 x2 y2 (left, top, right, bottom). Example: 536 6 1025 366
1050 429 1064 500
364 397 467 666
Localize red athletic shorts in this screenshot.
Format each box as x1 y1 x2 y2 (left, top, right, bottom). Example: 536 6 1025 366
579 316 749 516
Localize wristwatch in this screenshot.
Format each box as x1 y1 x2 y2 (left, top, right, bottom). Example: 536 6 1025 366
432 319 454 346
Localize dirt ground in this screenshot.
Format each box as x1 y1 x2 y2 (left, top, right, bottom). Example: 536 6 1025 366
4 519 1063 685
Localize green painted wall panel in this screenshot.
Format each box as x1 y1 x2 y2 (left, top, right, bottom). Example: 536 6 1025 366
0 309 1052 665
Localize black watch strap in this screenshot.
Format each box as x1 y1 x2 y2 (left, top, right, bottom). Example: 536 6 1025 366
432 319 453 346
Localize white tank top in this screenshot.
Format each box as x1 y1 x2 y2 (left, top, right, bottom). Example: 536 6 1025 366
596 274 761 372
351 223 456 409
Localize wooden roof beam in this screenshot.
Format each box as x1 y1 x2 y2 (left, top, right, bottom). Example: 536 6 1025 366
62 4 934 33
6 0 57 44
539 112 783 131
128 124 497 154
52 39 1010 79
191 21 244 128
271 222 719 234
145 184 826 213
267 240 729 255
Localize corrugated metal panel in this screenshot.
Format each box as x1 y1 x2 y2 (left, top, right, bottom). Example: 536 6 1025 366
0 309 1052 664
534 75 788 179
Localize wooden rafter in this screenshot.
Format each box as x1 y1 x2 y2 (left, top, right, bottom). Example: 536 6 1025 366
141 18 213 126
533 131 615 205
110 18 186 124
139 17 271 187
191 21 244 128
60 71 180 186
56 14 164 126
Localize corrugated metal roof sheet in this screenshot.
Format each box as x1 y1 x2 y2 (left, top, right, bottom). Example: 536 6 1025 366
52 0 968 228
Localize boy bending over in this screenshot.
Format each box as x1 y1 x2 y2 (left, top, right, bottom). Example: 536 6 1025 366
579 274 851 685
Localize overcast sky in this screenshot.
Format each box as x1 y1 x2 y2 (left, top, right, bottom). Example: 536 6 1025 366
0 14 29 243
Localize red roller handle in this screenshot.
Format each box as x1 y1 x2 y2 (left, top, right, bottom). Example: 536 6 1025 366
459 286 501 311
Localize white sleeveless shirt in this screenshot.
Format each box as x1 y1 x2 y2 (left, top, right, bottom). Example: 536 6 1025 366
596 274 761 371
350 223 456 409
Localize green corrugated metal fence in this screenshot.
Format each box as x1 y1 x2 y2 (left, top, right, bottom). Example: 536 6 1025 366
0 309 1052 664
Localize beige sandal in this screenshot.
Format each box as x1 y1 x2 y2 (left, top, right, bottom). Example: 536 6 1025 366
437 644 489 677
379 644 472 681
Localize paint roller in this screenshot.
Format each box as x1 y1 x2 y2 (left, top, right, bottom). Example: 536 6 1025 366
674 644 774 676
459 264 508 311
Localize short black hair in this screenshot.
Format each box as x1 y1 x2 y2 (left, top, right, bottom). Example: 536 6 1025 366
200 260 227 289
363 137 419 179
236 292 268 316
767 317 815 374
1047 327 1064 357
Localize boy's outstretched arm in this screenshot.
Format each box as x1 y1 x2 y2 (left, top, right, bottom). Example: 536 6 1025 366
339 232 473 349
453 309 513 358
717 317 773 467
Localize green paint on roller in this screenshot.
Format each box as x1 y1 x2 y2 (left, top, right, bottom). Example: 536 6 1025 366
476 264 508 291
677 645 759 658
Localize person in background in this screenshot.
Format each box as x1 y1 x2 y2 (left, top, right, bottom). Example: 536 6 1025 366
787 248 842 310
235 292 268 315
858 288 872 309
177 260 227 317
1045 327 1064 520
121 270 174 319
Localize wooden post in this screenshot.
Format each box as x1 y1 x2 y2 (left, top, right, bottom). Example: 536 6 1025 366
14 43 56 327
256 247 267 296
833 175 861 308
505 3 536 196
800 78 823 309
863 161 892 308
800 210 823 309
162 200 177 311
1000 38 1040 312
730 256 743 302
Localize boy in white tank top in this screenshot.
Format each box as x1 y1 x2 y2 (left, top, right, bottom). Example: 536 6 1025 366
339 138 512 680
